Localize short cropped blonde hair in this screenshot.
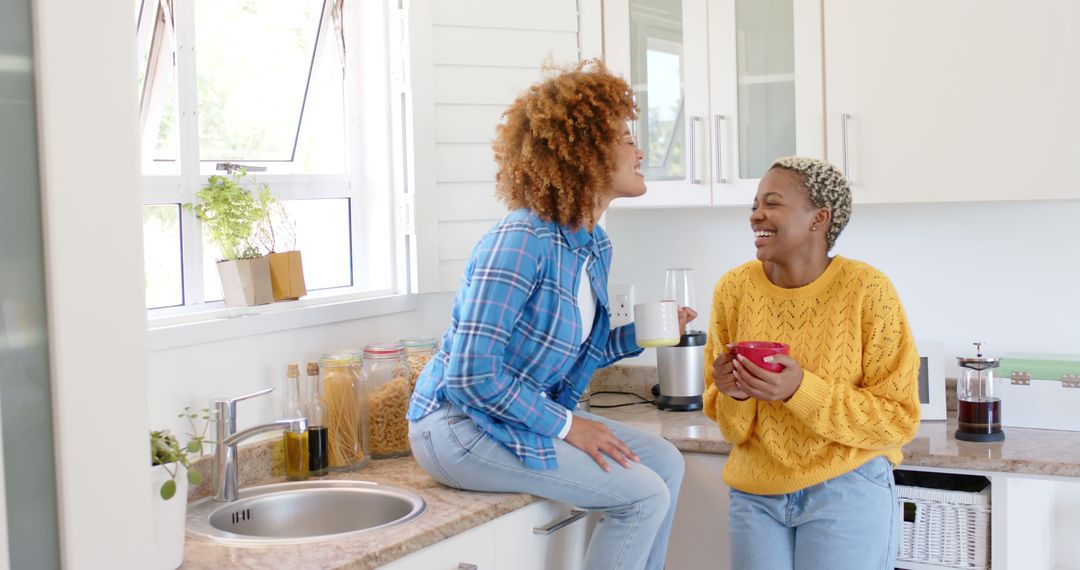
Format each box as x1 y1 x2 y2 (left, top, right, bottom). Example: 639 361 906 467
770 156 852 251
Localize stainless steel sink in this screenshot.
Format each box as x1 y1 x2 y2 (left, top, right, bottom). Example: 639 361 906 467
186 479 427 545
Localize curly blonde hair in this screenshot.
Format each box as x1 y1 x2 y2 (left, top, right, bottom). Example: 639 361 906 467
770 156 852 251
493 59 636 229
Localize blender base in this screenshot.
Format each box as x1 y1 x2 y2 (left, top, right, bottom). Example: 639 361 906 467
954 429 1005 442
656 394 702 411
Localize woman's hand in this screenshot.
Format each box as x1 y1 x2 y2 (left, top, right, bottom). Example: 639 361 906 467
712 344 750 400
731 353 804 402
677 307 698 335
564 416 639 472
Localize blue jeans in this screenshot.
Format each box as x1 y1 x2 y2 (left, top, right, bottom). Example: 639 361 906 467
728 456 901 570
408 401 684 570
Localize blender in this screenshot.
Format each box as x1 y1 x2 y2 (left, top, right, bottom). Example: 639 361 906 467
955 341 1005 442
654 268 706 411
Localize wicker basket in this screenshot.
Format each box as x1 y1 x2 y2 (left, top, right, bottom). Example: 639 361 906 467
896 483 991 569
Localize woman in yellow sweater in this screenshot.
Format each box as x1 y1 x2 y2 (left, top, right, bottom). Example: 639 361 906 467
703 156 921 569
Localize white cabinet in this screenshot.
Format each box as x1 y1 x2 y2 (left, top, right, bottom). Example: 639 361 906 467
493 499 589 570
602 0 823 208
381 499 588 570
380 520 495 570
665 453 731 570
823 0 1080 203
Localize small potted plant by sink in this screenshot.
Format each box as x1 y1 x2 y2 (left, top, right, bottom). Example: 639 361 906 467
150 408 208 570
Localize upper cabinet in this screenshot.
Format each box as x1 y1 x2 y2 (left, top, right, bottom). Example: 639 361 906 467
603 0 823 208
824 0 1080 203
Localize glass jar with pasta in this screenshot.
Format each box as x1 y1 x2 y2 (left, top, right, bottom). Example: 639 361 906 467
399 337 436 388
361 343 412 458
318 351 368 471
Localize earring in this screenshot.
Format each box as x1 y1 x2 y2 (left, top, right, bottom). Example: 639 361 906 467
811 224 818 231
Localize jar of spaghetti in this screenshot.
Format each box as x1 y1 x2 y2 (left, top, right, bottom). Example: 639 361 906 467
318 351 368 471
399 337 437 388
361 343 412 458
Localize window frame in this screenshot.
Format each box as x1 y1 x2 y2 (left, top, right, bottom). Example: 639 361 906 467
138 0 414 342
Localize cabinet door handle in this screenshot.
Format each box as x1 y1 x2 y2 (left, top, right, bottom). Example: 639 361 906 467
840 113 852 181
457 564 478 570
689 115 703 184
714 114 727 184
533 509 588 535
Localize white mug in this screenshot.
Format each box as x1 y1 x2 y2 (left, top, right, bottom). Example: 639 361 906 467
633 300 680 348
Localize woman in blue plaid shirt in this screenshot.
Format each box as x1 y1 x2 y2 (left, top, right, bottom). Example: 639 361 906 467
407 61 692 570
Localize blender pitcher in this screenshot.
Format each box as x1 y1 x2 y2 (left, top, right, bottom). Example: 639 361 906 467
655 268 705 411
955 341 1005 442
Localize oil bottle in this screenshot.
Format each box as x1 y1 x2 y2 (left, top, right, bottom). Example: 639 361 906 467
283 363 309 480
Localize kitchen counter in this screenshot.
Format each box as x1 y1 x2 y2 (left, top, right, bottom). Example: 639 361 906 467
182 453 540 569
588 391 1080 478
183 368 1080 568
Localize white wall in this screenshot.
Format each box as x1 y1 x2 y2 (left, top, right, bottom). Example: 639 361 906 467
147 293 454 436
606 199 1080 376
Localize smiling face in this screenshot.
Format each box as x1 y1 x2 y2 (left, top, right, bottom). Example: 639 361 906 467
607 124 646 201
750 168 830 264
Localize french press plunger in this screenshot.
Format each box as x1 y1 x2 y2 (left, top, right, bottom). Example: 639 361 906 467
955 341 1005 442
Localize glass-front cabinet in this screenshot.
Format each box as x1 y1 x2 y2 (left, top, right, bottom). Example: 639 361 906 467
604 0 822 208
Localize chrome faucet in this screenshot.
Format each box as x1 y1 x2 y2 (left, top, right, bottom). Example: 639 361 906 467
211 387 307 502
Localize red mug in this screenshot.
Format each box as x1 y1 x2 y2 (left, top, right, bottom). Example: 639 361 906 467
733 341 790 372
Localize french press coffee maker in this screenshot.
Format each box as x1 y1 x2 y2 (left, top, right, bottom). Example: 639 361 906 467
955 341 1005 442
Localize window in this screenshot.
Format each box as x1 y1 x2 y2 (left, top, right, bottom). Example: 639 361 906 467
135 0 405 314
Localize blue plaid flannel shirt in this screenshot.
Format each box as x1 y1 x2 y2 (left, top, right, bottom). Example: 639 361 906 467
406 208 642 469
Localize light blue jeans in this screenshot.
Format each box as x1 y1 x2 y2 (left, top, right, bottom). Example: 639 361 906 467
728 455 901 570
408 401 684 570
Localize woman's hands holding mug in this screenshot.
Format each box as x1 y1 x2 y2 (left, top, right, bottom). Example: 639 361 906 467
731 350 804 402
712 343 804 401
712 344 750 400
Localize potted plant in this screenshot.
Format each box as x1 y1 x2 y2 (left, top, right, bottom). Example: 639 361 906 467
150 408 209 570
184 168 275 307
254 197 307 302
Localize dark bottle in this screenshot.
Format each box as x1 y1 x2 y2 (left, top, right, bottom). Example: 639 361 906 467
305 362 329 476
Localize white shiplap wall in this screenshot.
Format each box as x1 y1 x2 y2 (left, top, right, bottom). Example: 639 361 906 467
410 0 591 292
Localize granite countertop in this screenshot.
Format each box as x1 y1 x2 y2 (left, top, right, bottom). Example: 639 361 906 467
182 453 540 569
183 366 1080 568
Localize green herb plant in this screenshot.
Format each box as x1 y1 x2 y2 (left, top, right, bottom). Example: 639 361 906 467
183 168 275 261
150 407 211 500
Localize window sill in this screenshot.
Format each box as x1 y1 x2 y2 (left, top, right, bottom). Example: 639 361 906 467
147 292 419 351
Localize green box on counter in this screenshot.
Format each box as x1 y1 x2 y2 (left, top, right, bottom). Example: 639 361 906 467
993 354 1080 432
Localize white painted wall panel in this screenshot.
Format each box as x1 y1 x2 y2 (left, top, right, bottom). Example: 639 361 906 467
434 104 504 143
434 66 550 105
438 182 507 221
438 220 497 261
436 143 496 183
433 0 578 31
440 260 469 293
418 0 581 291
432 27 578 67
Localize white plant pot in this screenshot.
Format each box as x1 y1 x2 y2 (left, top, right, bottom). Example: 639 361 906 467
151 463 188 570
216 256 273 307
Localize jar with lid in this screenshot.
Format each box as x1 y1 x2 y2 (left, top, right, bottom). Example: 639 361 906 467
361 343 413 458
399 337 437 388
319 351 369 471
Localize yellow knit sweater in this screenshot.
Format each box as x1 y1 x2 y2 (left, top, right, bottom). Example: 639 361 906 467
703 256 921 495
